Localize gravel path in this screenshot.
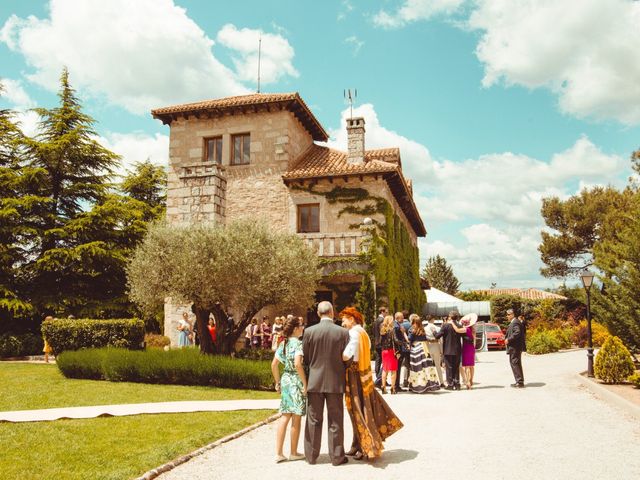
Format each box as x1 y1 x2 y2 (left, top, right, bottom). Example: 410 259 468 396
158 350 640 480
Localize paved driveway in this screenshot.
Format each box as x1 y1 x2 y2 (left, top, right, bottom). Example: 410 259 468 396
158 350 640 480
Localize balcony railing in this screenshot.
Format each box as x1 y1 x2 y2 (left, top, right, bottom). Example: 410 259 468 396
298 232 365 257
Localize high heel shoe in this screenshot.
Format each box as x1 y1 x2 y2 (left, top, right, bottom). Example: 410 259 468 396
390 387 397 395
381 385 387 394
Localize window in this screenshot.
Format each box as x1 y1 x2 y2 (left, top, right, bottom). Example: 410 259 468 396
205 137 222 164
297 204 320 233
231 133 251 165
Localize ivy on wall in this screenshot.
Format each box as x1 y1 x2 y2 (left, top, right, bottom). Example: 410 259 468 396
292 183 425 313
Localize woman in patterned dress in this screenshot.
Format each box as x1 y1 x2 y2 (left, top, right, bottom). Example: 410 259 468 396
270 316 307 463
340 307 403 461
407 314 441 393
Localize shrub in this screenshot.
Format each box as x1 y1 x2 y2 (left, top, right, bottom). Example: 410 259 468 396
550 328 574 349
594 336 635 383
0 333 44 357
234 348 275 361
42 319 145 354
572 320 610 348
145 333 170 349
526 330 561 355
56 348 274 390
628 372 640 388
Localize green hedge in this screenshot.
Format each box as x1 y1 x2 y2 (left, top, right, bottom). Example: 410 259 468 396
629 372 640 388
234 348 275 361
526 330 561 355
0 333 44 358
42 319 145 354
56 348 274 390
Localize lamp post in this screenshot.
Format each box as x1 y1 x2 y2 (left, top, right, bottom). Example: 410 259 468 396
580 269 595 377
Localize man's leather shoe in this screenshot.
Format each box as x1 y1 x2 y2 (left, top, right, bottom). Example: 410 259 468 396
333 457 348 466
510 383 525 388
444 385 454 390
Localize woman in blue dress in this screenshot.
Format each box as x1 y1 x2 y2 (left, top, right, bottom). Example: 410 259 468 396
177 312 191 348
271 316 307 463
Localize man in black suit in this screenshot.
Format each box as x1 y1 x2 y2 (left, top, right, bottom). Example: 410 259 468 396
435 311 467 390
373 306 387 387
506 309 526 388
303 301 350 466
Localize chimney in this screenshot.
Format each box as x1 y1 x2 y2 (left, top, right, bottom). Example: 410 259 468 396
346 117 365 165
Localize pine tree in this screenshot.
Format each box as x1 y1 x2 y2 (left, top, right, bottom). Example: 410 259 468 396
22 68 120 314
593 193 640 353
0 84 49 317
422 254 460 295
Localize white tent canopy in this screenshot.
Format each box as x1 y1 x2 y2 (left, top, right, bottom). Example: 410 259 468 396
423 288 491 318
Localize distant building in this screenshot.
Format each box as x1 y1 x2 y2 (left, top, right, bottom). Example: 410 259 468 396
471 288 567 301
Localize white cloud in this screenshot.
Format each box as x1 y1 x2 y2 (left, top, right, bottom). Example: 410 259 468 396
468 0 640 125
216 24 299 86
100 132 169 177
0 0 255 114
338 1 355 21
0 78 35 109
373 0 465 28
327 103 627 288
344 36 364 56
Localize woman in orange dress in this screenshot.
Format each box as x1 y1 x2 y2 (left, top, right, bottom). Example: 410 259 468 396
340 307 403 461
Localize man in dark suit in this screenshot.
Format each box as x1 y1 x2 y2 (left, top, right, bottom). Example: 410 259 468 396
373 306 387 387
435 311 467 390
303 301 350 466
506 309 526 388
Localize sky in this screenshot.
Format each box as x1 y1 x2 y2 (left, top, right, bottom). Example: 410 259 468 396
1 0 639 291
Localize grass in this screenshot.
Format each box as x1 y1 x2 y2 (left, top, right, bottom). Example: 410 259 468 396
0 363 278 411
0 362 278 479
0 409 275 480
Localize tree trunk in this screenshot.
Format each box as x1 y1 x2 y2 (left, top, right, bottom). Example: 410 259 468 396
208 305 259 355
193 306 214 355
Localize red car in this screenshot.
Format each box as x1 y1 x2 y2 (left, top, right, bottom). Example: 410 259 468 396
475 322 506 350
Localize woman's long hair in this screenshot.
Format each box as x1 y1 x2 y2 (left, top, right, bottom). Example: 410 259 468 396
410 316 425 336
380 315 394 335
281 316 301 355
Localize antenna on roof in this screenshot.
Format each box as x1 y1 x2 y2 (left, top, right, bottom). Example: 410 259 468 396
257 34 262 93
344 88 357 119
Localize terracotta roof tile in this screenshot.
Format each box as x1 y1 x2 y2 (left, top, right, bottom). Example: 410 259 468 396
151 92 328 141
283 145 426 237
283 145 399 179
471 288 568 300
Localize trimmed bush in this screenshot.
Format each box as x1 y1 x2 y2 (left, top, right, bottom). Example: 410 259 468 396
56 348 274 390
0 333 44 357
526 330 561 355
144 333 170 349
628 372 640 388
595 336 635 383
234 348 275 361
42 319 145 354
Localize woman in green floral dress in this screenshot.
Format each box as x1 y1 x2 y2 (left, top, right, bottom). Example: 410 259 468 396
271 316 307 463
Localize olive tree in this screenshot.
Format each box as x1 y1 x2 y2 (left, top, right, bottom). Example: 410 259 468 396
127 219 320 354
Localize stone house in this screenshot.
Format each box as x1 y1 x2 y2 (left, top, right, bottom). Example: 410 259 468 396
151 93 426 345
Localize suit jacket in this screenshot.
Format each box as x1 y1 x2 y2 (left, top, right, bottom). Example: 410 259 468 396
435 322 463 356
303 317 350 393
373 315 384 348
506 319 526 351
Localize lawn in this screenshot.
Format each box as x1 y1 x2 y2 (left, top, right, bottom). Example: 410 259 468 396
0 409 275 480
0 362 278 479
0 362 278 411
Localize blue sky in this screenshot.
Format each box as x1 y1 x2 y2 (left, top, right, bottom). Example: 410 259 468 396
1 0 639 290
